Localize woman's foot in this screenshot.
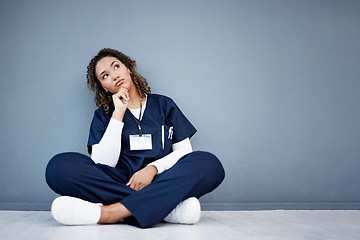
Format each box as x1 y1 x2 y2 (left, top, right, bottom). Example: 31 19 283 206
164 197 201 224
51 196 132 225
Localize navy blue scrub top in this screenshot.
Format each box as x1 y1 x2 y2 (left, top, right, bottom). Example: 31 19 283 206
87 94 197 176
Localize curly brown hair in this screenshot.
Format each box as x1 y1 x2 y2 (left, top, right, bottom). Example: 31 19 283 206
87 48 151 114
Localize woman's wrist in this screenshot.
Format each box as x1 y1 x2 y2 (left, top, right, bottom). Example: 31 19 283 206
146 165 158 175
112 109 126 122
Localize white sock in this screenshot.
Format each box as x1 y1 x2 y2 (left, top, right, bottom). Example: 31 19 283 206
164 197 201 224
51 196 101 225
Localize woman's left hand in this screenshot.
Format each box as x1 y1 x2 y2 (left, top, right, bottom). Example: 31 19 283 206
126 165 158 191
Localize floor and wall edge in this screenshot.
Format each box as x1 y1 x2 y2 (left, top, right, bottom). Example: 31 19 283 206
1 202 360 211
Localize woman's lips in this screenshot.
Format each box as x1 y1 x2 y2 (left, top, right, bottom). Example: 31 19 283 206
115 79 124 87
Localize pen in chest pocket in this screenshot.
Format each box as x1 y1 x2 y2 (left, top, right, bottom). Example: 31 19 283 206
161 125 165 149
168 126 173 139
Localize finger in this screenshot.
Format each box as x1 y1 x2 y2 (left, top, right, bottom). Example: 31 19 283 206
119 90 130 101
112 91 122 101
118 88 129 100
117 90 126 98
132 183 139 191
114 92 128 105
118 87 128 95
123 90 130 101
119 87 128 92
126 177 133 186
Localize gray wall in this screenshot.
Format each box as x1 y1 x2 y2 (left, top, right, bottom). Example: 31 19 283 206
0 0 359 210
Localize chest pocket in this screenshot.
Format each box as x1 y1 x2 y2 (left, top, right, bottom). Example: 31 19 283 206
160 123 173 153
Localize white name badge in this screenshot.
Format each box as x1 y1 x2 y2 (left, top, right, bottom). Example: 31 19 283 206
129 134 152 151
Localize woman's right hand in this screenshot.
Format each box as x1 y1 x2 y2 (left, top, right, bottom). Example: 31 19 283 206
111 88 129 121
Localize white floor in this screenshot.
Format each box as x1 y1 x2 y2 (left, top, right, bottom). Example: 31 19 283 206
0 210 359 240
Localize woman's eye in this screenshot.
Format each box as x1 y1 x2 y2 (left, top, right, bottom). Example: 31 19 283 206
103 74 108 79
114 64 120 70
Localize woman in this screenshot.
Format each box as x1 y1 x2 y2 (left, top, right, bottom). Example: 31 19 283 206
45 48 225 228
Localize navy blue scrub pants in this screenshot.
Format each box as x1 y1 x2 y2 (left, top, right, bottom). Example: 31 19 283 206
45 151 225 228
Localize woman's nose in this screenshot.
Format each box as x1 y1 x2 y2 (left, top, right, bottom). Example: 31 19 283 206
112 74 120 81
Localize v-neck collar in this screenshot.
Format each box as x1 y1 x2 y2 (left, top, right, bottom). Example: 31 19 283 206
127 94 148 121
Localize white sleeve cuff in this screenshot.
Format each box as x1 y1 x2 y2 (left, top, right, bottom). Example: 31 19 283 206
149 138 192 174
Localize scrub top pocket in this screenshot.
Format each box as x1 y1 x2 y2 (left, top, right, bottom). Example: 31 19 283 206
160 123 173 153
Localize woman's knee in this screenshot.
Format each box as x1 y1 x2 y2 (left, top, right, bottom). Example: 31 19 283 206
200 151 225 183
45 152 91 191
184 151 225 185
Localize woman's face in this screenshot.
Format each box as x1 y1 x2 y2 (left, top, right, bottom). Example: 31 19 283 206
95 56 132 94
